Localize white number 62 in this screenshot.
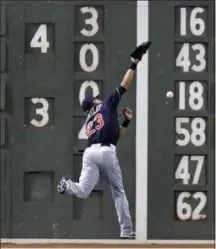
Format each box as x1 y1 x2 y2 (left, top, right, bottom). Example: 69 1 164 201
30 98 49 127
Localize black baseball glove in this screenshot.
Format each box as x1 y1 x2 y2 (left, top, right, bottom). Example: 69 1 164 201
130 41 151 61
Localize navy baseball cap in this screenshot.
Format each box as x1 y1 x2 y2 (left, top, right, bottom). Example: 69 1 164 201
81 95 99 113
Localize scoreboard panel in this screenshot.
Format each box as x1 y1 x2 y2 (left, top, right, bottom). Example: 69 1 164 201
1 1 136 238
148 1 215 240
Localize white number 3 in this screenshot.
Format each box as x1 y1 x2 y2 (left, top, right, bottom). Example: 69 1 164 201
30 98 49 127
80 7 99 37
30 24 50 53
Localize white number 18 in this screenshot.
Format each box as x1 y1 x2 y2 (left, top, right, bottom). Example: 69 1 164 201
178 81 204 110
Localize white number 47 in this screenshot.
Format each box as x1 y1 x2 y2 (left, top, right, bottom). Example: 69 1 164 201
175 155 205 184
30 24 50 53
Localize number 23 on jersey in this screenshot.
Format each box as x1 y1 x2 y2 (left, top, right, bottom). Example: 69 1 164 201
86 114 104 137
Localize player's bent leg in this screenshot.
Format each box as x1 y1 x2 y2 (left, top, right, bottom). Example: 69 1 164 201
67 162 99 199
57 148 100 199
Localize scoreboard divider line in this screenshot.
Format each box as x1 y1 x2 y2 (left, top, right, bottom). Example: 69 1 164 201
214 0 216 245
136 0 149 243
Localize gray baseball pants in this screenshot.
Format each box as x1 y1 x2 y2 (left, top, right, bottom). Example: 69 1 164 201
66 143 133 237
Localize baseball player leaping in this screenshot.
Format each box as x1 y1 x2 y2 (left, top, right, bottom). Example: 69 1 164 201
57 42 151 239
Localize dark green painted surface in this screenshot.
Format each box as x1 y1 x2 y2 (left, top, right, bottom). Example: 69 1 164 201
148 0 215 240
0 1 136 238
0 0 12 238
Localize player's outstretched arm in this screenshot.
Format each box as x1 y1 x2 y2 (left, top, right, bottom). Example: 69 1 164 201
120 58 139 90
107 42 151 108
121 41 151 90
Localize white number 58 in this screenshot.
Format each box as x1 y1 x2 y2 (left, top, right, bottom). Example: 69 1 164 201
175 117 206 147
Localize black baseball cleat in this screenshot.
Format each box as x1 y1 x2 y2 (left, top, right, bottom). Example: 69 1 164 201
120 232 136 240
57 175 71 194
130 41 151 60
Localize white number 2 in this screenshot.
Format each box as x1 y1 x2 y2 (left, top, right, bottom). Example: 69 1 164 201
80 7 99 36
30 98 49 127
30 24 50 53
176 43 206 72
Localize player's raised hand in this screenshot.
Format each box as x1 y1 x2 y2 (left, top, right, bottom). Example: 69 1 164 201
120 42 151 90
130 41 152 62
123 107 132 120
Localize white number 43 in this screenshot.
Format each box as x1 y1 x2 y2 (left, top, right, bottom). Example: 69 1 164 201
176 43 206 72
30 24 50 53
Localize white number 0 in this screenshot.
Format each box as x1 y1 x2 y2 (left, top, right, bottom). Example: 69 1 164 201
79 43 99 72
30 24 50 53
30 98 49 127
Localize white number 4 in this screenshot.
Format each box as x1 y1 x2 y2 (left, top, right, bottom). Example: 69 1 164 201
30 24 50 53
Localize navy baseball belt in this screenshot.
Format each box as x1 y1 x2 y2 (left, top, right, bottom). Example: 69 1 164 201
87 142 113 147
